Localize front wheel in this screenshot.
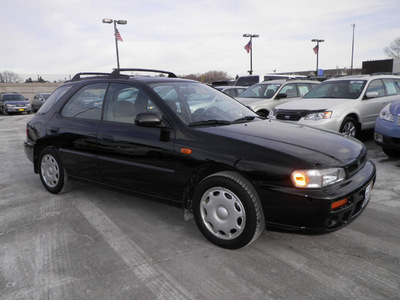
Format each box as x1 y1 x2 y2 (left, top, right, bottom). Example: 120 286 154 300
340 117 358 137
38 147 68 194
193 171 265 249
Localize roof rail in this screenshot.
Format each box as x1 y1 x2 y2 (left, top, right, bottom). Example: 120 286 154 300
110 68 177 78
369 72 395 76
69 72 111 82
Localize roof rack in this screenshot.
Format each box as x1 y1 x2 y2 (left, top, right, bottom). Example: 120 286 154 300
369 72 395 76
110 68 177 78
69 72 111 82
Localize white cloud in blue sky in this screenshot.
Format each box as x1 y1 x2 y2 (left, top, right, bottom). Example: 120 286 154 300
1 0 399 79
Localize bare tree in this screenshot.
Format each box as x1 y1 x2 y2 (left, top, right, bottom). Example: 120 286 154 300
181 71 231 84
384 37 400 59
0 70 23 83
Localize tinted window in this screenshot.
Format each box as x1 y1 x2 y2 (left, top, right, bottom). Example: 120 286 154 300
103 83 161 124
280 84 298 98
61 83 107 120
304 80 366 99
366 79 385 97
3 94 25 101
237 83 281 99
38 85 73 114
235 76 259 86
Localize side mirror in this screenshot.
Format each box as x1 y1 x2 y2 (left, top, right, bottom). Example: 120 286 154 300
366 91 379 98
134 112 162 127
275 93 287 99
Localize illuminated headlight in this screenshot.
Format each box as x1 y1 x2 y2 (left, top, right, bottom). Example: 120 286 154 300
291 168 345 188
305 111 332 120
379 103 394 122
268 110 276 119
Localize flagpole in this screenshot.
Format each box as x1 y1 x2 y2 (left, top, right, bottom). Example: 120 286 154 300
102 18 127 70
113 21 120 69
311 39 324 76
350 24 355 75
243 34 259 75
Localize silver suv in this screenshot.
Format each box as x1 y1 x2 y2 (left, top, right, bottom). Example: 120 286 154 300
269 74 400 137
236 79 319 117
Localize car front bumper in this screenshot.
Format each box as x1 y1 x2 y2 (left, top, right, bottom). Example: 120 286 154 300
255 160 376 232
6 106 32 113
374 118 400 150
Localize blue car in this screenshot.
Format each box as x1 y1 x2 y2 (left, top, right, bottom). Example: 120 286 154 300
374 100 400 157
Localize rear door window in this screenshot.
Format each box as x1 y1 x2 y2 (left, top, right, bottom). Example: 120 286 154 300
61 83 107 120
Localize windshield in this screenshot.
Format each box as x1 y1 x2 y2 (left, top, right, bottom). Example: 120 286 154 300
3 94 26 101
150 81 259 126
237 83 281 99
303 80 366 99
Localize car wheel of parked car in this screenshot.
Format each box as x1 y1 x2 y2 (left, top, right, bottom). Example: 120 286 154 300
193 171 265 249
340 117 358 137
39 147 68 194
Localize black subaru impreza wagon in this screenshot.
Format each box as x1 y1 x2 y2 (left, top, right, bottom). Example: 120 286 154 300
24 69 376 249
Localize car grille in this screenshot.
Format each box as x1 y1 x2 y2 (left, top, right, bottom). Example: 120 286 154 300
275 110 310 121
16 104 25 108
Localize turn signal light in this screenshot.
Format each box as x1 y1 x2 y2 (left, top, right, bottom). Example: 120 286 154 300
331 198 348 210
292 171 308 187
181 148 192 154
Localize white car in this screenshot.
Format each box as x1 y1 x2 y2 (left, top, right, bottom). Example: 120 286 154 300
269 74 400 137
236 79 319 117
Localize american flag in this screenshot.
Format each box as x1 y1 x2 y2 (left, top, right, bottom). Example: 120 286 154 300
244 40 252 53
115 28 123 42
313 44 318 54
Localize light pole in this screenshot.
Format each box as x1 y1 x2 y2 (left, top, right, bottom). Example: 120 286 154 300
243 33 259 75
311 39 324 76
102 18 127 69
350 24 355 75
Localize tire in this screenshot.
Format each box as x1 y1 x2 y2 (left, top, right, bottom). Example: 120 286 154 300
38 147 68 194
340 117 358 137
193 171 265 249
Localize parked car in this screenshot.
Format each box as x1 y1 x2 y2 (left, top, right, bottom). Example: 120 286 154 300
31 93 51 112
214 86 247 97
269 74 400 137
374 100 400 157
234 74 308 86
24 68 376 249
236 79 319 117
0 92 32 115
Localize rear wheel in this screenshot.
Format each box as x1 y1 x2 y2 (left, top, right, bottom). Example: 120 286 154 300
193 171 265 249
340 117 358 137
38 147 68 194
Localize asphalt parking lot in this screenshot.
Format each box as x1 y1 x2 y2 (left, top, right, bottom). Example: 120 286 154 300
1 114 399 300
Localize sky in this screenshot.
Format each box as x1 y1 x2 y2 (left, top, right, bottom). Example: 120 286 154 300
1 0 399 81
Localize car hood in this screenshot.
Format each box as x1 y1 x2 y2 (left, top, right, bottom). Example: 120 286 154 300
274 98 352 111
197 119 364 166
390 100 400 113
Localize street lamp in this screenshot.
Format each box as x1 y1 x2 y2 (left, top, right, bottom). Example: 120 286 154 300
311 39 324 76
243 33 259 75
350 24 356 75
102 18 127 69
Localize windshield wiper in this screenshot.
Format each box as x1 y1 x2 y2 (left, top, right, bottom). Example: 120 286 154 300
189 120 232 127
232 116 258 123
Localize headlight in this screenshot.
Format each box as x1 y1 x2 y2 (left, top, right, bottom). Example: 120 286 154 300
379 103 394 122
291 168 345 188
305 111 332 120
5 104 15 107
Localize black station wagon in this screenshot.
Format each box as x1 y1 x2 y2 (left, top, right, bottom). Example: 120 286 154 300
24 69 376 249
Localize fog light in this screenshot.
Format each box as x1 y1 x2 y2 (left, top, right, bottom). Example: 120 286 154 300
331 198 348 210
374 133 383 143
